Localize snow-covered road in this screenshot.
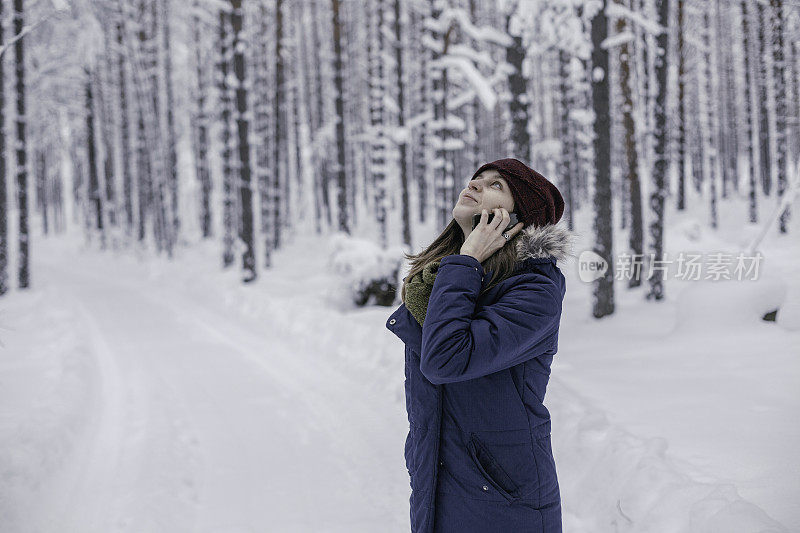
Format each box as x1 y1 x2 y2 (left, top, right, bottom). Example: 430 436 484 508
0 241 409 533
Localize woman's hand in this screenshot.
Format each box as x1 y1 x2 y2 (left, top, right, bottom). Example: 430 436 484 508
460 208 525 263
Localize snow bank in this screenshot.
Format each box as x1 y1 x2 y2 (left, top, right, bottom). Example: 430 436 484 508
326 232 404 308
673 276 787 333
549 381 788 533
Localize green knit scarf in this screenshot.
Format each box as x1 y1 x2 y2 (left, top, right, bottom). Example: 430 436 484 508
404 257 520 325
403 260 441 326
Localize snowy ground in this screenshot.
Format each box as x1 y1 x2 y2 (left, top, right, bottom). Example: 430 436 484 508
0 209 798 532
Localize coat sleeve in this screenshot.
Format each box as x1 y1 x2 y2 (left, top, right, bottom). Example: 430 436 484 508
419 253 562 385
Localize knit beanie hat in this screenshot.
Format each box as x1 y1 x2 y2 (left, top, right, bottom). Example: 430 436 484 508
470 158 565 228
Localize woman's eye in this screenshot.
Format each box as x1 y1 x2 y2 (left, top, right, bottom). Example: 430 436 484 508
493 181 502 189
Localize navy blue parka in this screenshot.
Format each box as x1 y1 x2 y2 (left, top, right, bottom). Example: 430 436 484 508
386 223 572 533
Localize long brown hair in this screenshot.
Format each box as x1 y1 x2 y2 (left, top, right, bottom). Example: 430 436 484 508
399 218 525 303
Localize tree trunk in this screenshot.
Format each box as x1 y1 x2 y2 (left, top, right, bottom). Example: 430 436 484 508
97 48 117 233
647 0 669 301
393 0 411 248
429 0 456 231
742 0 759 223
85 71 103 243
558 50 575 232
191 2 211 238
676 0 686 210
591 0 614 317
757 2 772 194
161 0 179 247
412 6 430 225
703 6 719 229
273 0 288 248
0 0 8 296
218 8 236 267
616 0 643 288
506 13 530 163
14 0 29 288
230 0 256 282
116 15 135 235
771 0 789 232
331 0 349 233
252 3 273 265
368 0 389 247
309 0 332 229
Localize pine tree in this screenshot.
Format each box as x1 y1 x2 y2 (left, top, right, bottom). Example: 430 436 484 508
715 0 735 198
96 41 117 235
116 9 134 235
411 5 431 225
647 0 669 301
506 9 529 163
331 0 349 233
615 0 643 288
676 0 686 210
134 0 151 244
14 0 29 288
0 0 8 296
428 0 457 230
392 0 411 248
191 0 211 239
159 0 179 246
771 0 789 232
757 2 772 194
85 69 103 244
368 0 389 247
591 0 614 317
251 3 273 263
742 0 759 223
273 0 287 249
230 0 256 282
310 0 333 229
218 7 236 267
558 49 574 231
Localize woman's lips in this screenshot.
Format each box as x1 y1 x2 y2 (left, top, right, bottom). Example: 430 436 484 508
462 195 478 203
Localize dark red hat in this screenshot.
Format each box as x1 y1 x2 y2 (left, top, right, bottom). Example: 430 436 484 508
470 158 565 228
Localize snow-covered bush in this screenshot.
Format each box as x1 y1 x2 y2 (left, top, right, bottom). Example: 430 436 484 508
326 232 404 307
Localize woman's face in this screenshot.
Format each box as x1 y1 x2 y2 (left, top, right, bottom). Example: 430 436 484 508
453 169 515 236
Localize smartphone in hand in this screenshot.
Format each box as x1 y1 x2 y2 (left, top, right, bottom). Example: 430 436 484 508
472 211 520 233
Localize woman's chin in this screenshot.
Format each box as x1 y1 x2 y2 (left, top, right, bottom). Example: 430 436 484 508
453 204 478 217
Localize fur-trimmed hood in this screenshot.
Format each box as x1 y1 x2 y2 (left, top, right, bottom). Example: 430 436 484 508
515 222 577 263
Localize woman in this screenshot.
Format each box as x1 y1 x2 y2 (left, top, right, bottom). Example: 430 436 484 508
386 158 574 533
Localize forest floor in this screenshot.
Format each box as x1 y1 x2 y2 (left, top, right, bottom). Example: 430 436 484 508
0 207 798 532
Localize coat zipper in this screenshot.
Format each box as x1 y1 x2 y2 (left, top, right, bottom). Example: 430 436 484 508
426 384 443 532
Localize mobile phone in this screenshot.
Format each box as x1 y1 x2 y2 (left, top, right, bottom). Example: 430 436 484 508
472 211 519 232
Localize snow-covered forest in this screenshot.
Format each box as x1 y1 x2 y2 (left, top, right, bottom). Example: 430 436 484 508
0 0 798 531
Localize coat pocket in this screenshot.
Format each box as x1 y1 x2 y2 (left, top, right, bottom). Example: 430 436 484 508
466 433 521 503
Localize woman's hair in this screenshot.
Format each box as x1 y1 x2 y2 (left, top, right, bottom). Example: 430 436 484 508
399 218 524 303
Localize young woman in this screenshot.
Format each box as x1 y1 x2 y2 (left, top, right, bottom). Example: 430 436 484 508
386 158 574 533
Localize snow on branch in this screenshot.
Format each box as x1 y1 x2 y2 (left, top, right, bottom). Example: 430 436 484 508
447 43 495 69
606 3 665 36
447 64 512 110
602 31 634 50
0 7 69 59
424 7 513 47
430 55 497 110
